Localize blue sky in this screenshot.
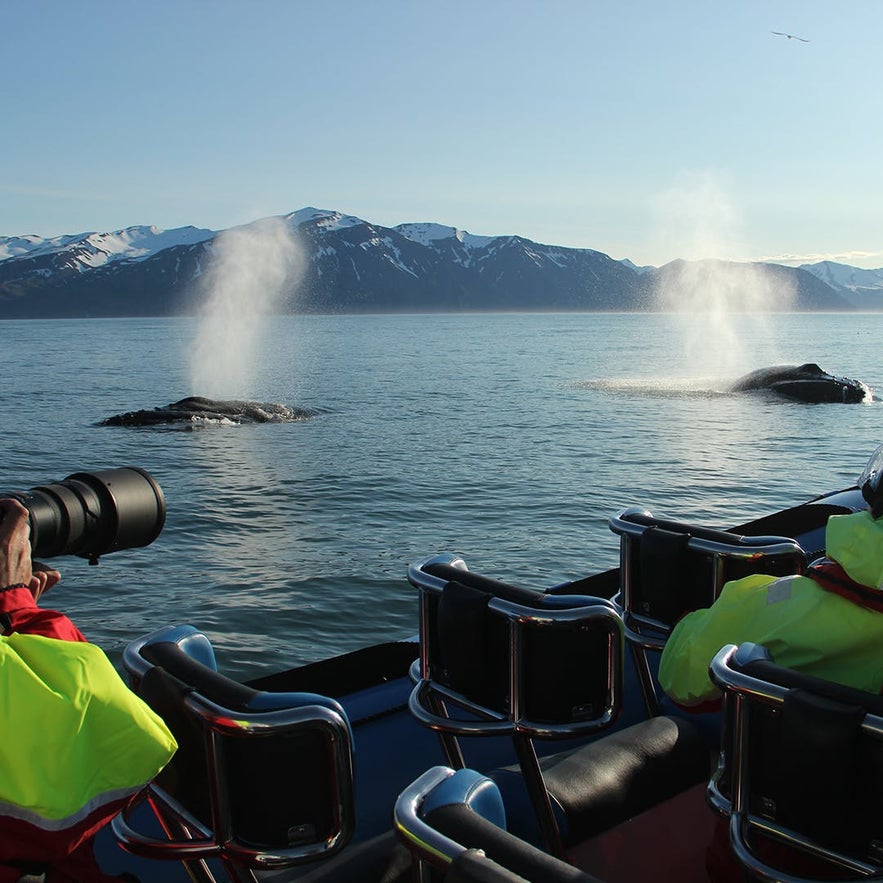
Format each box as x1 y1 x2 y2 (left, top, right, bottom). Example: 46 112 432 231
3 1 881 267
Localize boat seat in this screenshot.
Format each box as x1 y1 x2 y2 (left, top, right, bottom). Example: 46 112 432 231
708 642 883 882
395 766 602 882
609 508 807 715
490 713 708 847
111 624 356 881
407 554 711 857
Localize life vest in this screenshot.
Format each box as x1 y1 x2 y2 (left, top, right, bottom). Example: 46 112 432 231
0 632 177 867
658 510 883 709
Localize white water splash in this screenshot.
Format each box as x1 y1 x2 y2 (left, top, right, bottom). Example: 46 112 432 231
189 217 303 398
650 171 796 378
572 376 731 399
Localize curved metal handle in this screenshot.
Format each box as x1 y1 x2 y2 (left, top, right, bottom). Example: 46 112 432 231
727 811 883 883
111 795 222 860
408 680 514 737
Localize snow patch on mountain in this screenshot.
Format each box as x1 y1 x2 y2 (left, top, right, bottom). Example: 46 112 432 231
0 233 87 260
395 222 496 249
286 207 366 232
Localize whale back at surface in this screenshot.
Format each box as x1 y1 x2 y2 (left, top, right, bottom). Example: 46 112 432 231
728 363 867 403
100 397 316 426
728 363 823 392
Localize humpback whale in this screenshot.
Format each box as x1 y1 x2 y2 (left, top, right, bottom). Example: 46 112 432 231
729 363 869 403
100 396 317 427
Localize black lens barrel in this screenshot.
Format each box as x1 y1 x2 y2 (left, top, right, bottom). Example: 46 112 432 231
3 467 166 562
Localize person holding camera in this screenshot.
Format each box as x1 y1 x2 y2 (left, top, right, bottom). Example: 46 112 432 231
0 498 85 643
0 496 176 882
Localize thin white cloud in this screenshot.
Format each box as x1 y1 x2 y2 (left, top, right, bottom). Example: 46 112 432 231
756 250 883 268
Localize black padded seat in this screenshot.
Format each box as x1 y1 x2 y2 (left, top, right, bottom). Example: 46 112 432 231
445 849 534 883
425 808 600 883
492 714 712 845
407 553 713 858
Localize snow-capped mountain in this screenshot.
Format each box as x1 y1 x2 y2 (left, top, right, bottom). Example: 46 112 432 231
800 261 883 308
284 208 646 313
0 208 867 317
0 225 215 270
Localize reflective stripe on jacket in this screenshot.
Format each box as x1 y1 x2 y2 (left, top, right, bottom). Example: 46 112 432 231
658 510 883 708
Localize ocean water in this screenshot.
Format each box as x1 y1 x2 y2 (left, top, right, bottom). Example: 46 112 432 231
1 311 881 679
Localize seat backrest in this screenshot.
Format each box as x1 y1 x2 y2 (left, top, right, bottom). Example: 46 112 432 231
409 555 625 736
395 767 601 883
408 556 627 857
116 624 355 868
610 508 807 635
708 643 883 881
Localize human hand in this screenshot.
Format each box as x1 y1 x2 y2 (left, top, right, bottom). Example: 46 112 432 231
0 498 61 602
30 561 62 602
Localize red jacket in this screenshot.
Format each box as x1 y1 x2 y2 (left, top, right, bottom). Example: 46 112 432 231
0 586 86 643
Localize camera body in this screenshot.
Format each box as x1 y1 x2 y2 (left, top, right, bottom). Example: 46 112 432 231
1 467 166 564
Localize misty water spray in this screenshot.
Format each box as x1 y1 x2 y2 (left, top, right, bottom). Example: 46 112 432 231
189 217 302 398
650 171 796 380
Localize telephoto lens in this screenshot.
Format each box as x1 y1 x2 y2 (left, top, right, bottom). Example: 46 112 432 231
1 467 166 564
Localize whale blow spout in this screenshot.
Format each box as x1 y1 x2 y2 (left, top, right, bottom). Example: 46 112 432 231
99 397 318 427
728 363 870 404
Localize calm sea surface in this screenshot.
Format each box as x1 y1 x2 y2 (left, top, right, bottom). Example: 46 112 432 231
1 311 881 679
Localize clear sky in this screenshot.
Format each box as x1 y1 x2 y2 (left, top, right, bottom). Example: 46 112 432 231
3 1 881 268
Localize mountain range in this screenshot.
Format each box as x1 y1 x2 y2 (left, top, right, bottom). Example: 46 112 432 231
1 207 880 318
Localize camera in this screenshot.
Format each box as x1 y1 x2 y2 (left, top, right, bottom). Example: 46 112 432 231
1 467 166 564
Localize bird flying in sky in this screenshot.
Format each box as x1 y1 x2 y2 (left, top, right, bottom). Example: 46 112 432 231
772 31 810 42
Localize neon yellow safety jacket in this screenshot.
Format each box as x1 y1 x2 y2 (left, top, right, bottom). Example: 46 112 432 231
658 510 883 709
0 632 177 865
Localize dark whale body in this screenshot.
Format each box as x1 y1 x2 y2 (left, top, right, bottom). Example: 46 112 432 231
100 396 317 426
729 363 868 403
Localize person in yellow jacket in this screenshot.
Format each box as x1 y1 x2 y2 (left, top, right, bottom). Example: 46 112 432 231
659 447 883 711
0 498 177 881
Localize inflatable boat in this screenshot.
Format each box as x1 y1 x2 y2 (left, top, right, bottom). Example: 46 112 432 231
98 456 883 883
